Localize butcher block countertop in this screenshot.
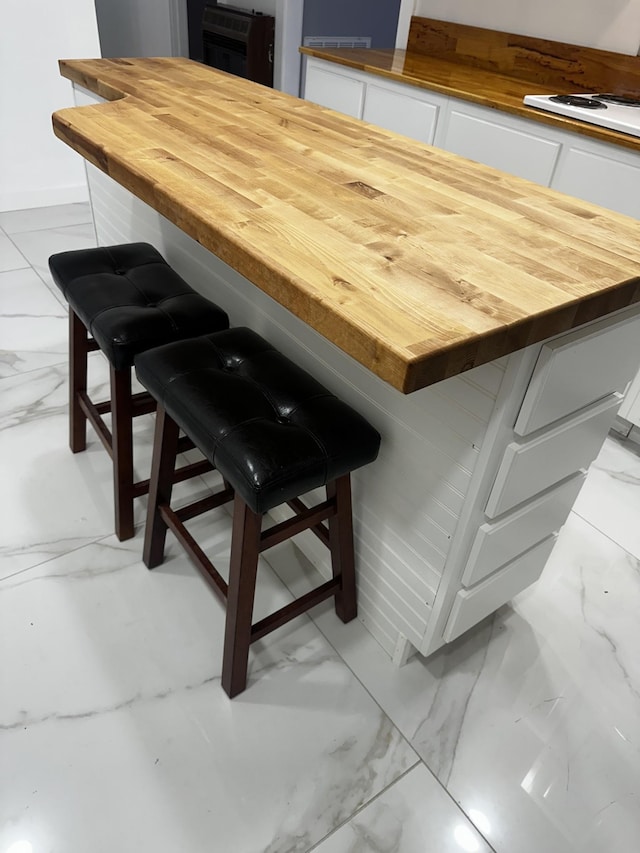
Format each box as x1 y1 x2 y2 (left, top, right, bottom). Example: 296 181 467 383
54 57 640 393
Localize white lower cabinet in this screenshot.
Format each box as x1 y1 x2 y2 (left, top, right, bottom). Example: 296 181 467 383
362 82 442 144
552 140 640 219
304 62 364 118
442 106 562 184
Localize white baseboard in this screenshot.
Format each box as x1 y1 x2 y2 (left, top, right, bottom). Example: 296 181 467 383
0 183 89 213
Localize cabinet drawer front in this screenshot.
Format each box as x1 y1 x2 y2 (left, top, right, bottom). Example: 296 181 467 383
486 394 620 518
444 110 561 184
463 473 584 587
305 65 364 118
363 84 439 144
444 536 557 643
515 308 640 436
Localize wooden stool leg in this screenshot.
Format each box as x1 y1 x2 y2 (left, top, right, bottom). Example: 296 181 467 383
222 497 263 698
143 405 180 568
110 365 135 541
69 309 88 453
327 474 357 623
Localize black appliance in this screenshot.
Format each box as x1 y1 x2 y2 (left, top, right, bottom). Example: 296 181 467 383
202 3 275 87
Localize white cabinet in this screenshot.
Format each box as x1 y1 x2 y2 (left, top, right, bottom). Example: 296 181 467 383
552 140 640 219
304 61 364 118
362 82 446 145
442 105 562 185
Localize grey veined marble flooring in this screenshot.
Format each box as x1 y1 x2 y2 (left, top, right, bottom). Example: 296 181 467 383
1 204 639 853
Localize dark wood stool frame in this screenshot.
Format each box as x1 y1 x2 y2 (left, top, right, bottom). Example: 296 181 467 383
143 405 358 698
69 310 211 540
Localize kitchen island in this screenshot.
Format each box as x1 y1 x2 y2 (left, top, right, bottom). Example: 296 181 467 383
53 57 640 662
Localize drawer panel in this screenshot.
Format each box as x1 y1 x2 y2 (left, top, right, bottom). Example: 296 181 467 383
444 536 557 643
363 84 439 144
463 473 584 587
486 394 620 518
515 308 640 436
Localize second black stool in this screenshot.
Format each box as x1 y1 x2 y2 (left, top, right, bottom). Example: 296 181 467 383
135 328 381 697
48 242 229 540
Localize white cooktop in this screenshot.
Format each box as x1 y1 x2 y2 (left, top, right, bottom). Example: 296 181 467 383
523 94 640 139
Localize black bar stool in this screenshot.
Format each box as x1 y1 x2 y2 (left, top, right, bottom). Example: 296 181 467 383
135 328 381 697
48 243 229 540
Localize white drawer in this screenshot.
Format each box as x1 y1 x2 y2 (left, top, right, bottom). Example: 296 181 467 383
444 535 557 643
486 393 620 518
463 472 584 587
515 308 640 436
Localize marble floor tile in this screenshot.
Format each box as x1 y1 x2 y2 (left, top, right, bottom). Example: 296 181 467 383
0 359 214 579
294 515 640 853
0 231 29 273
572 434 640 559
313 765 494 853
0 202 92 235
0 527 418 853
0 267 67 377
8 221 97 297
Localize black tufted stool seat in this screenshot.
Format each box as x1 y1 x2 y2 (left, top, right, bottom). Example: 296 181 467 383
135 327 381 697
48 242 229 540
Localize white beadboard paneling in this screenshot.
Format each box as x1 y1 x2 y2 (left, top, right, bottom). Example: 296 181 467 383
358 593 400 658
357 574 428 648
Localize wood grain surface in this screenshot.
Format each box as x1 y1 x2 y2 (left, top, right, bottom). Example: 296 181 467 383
407 17 640 95
54 58 640 393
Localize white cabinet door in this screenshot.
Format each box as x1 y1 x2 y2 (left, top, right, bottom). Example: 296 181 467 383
362 83 443 145
552 142 640 219
304 61 364 118
443 106 562 184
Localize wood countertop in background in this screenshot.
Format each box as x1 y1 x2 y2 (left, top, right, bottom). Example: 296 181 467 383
54 57 640 393
301 17 640 153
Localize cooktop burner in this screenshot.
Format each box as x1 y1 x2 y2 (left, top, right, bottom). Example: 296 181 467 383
523 92 640 138
550 95 607 109
595 93 640 107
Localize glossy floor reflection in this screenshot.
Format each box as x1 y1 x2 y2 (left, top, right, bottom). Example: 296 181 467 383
2 204 638 853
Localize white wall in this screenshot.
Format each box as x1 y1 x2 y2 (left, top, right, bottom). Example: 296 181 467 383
398 0 640 55
0 0 100 211
94 0 186 58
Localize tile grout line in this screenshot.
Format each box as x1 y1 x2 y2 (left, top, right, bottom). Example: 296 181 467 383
299 603 499 852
